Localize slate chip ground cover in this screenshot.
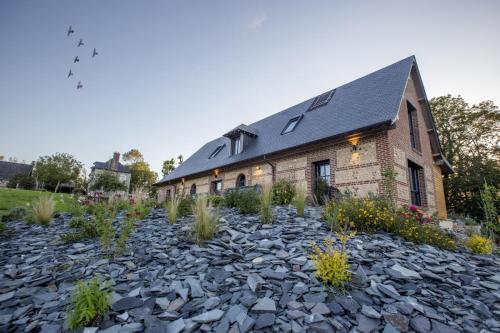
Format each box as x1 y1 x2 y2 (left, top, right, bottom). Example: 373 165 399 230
0 206 499 332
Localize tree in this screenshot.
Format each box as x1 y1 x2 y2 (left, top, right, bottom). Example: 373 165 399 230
34 153 84 192
122 149 157 191
122 149 144 164
162 158 176 177
0 155 4 161
90 171 127 192
177 155 184 164
430 95 500 219
7 173 35 189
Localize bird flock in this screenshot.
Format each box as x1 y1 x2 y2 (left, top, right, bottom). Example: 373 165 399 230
66 25 98 89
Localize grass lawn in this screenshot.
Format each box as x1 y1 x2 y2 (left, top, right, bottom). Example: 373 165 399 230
0 188 73 217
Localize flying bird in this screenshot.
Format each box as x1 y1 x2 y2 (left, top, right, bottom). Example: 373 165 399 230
77 81 83 89
67 26 74 36
67 69 73 78
77 38 84 47
73 56 79 63
92 48 98 57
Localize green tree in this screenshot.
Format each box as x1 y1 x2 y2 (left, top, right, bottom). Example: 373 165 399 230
162 158 176 177
122 149 157 191
430 95 499 219
90 171 127 192
7 173 35 189
34 153 84 192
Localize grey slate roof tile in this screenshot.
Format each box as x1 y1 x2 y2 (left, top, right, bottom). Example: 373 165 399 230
157 56 415 184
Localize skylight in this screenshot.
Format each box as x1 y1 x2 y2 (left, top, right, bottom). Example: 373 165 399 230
208 144 225 159
307 89 335 111
281 115 303 135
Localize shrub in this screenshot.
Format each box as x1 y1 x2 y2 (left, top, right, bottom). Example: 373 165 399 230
294 184 307 217
133 201 151 220
62 217 99 244
115 217 135 256
224 190 239 208
166 196 181 224
178 198 194 217
0 222 4 233
67 277 110 329
95 208 116 257
192 196 219 245
236 189 260 214
208 195 225 207
1 207 27 222
7 173 35 189
480 182 498 240
309 238 351 289
466 235 493 254
260 186 274 224
272 179 296 205
314 178 330 205
31 193 55 226
90 171 127 193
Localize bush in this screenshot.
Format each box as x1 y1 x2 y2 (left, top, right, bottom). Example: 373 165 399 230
166 196 181 224
314 178 330 205
466 235 493 254
260 186 274 224
178 198 194 217
1 207 27 222
61 217 99 244
89 171 127 193
309 238 351 289
132 201 151 220
236 189 260 214
272 179 296 205
115 217 135 256
7 173 35 190
294 184 307 217
208 195 225 207
224 190 239 208
192 196 219 245
324 197 456 250
67 277 111 329
31 193 55 226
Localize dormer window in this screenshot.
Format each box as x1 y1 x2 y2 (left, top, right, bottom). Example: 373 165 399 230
209 144 225 159
232 137 242 155
308 89 335 111
224 124 258 156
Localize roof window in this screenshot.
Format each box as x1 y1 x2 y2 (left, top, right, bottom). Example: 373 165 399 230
281 115 303 135
308 89 335 111
208 144 225 159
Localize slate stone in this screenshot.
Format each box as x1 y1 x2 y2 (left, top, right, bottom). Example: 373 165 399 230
386 264 422 280
254 313 275 329
251 297 276 313
431 320 460 333
377 284 401 299
112 297 144 311
166 318 185 333
410 315 431 333
191 309 224 323
356 313 380 333
384 313 409 332
361 305 381 319
186 278 204 298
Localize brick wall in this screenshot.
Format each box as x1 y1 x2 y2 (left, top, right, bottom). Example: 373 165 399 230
386 68 440 214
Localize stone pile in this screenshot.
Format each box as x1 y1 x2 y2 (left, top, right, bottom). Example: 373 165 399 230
0 207 499 332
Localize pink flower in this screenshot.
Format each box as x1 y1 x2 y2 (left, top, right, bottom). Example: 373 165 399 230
409 205 418 212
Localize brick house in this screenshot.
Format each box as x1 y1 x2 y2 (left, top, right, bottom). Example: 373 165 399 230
155 56 453 218
88 152 131 196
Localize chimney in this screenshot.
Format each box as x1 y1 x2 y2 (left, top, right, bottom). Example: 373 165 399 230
112 152 120 170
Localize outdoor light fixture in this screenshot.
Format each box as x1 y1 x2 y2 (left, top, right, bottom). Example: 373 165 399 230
214 169 219 178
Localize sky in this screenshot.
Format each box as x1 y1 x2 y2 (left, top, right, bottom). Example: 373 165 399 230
1 0 499 177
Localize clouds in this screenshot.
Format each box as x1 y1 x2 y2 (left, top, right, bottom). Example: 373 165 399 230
248 12 268 30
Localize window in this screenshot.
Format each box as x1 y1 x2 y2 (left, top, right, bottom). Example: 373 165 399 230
212 180 222 194
232 137 242 155
407 101 420 150
281 115 303 135
236 174 246 188
314 160 331 189
408 161 422 206
308 89 335 111
209 144 225 159
190 184 197 196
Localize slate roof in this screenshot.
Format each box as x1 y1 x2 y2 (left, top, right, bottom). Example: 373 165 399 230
91 160 130 174
0 161 33 181
157 56 426 185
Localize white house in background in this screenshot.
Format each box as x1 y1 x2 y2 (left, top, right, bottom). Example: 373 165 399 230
88 152 131 196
